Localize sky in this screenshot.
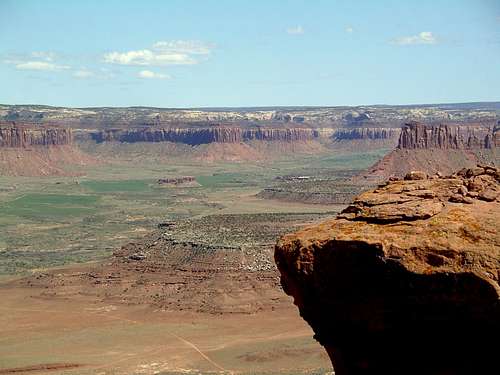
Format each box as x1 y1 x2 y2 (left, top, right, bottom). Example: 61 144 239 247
0 0 499 108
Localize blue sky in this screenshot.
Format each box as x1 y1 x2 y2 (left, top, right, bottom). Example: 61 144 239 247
0 0 499 107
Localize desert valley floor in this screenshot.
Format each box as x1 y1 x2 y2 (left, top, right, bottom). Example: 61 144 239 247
0 102 498 374
0 147 387 374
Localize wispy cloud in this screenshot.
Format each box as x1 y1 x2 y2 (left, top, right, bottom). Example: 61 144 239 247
286 25 304 35
392 31 437 45
138 70 170 79
345 26 354 33
31 51 57 61
103 40 214 66
15 61 70 71
73 69 94 78
152 40 213 55
3 51 71 71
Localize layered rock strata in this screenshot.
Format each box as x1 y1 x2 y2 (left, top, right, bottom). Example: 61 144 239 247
0 123 72 147
332 127 400 141
398 121 498 149
363 122 499 180
275 166 500 374
92 126 406 146
0 123 95 176
91 127 319 145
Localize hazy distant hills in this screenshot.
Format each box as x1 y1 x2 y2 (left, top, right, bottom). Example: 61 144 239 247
0 102 498 129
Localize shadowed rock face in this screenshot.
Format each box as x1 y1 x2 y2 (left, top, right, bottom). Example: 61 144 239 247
275 166 500 374
398 121 498 149
332 127 400 141
91 126 320 145
0 123 72 147
91 126 404 146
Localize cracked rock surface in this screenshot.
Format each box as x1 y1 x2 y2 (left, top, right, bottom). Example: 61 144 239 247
275 165 500 375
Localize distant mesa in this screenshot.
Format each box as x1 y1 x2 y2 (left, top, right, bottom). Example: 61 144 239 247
90 126 320 145
398 120 498 149
275 165 500 374
331 127 399 141
0 122 96 176
0 121 72 147
362 121 499 180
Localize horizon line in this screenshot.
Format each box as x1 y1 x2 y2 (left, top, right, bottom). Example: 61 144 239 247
1 100 500 111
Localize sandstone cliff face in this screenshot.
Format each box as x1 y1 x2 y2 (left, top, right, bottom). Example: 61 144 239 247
275 166 500 374
92 126 406 146
91 126 319 145
332 127 400 141
363 122 499 180
0 123 96 176
0 123 72 147
398 121 498 149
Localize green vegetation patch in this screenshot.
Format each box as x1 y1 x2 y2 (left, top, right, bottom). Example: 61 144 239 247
316 149 390 169
80 179 153 193
0 193 100 219
196 173 248 188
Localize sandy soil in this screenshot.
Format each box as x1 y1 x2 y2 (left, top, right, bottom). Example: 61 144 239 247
0 282 331 375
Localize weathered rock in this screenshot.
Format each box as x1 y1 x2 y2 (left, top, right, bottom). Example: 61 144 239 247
0 122 72 147
332 127 400 141
91 126 320 145
404 170 427 180
398 121 498 150
275 166 500 374
158 176 196 185
361 122 499 181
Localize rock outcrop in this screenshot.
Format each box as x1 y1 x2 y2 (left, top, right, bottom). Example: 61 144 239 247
332 127 400 141
0 122 95 176
398 121 498 149
275 166 500 374
0 122 72 147
91 126 320 145
92 126 407 146
362 122 499 180
157 176 198 186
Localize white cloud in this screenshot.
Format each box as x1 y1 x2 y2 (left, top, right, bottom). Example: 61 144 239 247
104 49 195 66
15 61 70 71
104 40 214 66
345 26 354 33
3 51 70 72
31 51 56 61
138 70 170 79
73 69 94 78
393 31 437 45
152 40 213 55
286 25 304 35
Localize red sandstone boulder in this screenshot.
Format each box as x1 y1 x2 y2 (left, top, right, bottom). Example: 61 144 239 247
275 166 500 375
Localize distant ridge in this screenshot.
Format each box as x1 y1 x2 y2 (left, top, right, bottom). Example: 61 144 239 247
1 101 500 111
1 102 498 129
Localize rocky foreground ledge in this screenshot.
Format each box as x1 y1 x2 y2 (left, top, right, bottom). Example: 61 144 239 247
275 166 499 374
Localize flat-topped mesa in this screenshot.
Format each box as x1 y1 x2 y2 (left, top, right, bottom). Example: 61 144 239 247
398 121 498 149
275 166 500 374
332 127 400 141
91 126 319 145
0 123 73 148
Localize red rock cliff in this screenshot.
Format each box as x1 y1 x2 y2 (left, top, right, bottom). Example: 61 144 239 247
332 127 400 141
398 121 498 149
0 123 73 148
275 166 500 374
91 126 319 145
